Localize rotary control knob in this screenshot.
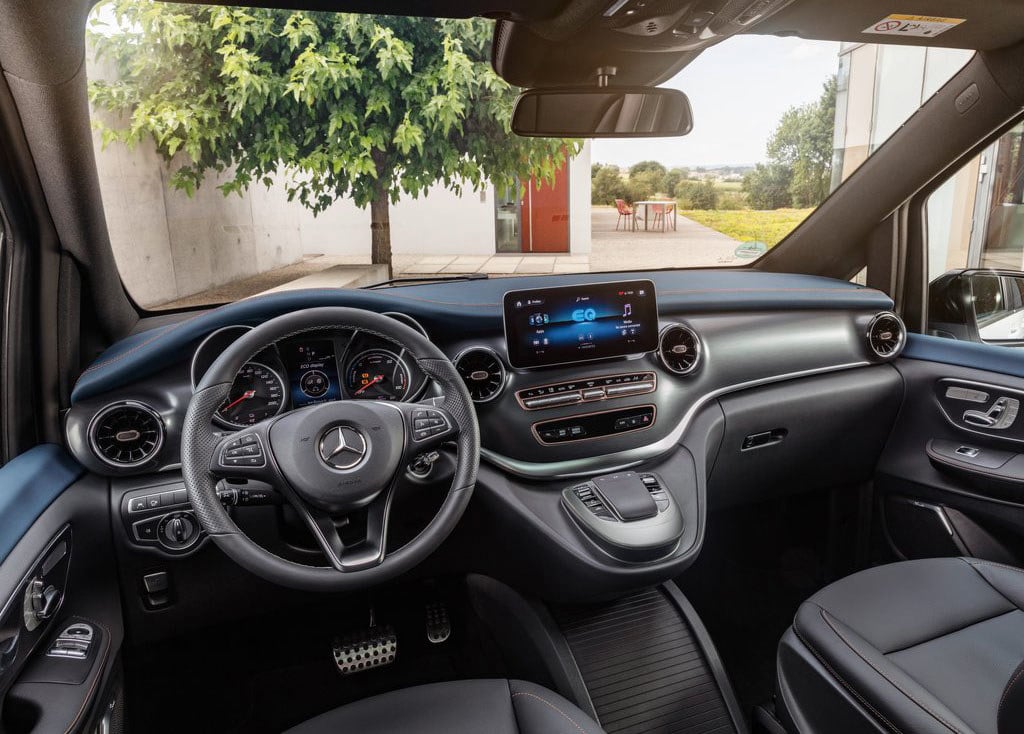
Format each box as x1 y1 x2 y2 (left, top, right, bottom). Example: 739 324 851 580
157 512 199 551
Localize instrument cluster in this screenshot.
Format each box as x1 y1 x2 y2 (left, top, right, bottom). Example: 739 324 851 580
190 319 430 430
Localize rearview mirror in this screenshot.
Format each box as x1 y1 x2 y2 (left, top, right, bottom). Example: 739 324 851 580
512 87 693 138
929 269 1024 344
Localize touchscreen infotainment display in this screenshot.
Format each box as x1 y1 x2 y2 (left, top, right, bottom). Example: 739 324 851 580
503 280 659 368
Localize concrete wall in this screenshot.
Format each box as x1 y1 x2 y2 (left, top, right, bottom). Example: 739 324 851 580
569 141 593 254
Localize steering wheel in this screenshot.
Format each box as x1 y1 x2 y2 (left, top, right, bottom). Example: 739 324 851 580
180 307 480 591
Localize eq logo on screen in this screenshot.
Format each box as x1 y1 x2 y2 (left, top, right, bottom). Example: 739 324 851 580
572 307 597 323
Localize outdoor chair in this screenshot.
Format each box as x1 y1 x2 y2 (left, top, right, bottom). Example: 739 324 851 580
614 199 636 231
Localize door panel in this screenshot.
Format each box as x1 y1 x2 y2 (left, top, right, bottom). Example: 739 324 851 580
878 351 1024 563
520 161 570 253
0 448 123 733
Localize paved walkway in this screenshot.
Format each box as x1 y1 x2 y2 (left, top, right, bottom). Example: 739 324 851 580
152 207 741 307
392 206 740 276
590 206 741 270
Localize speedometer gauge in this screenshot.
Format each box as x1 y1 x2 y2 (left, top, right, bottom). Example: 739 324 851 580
216 362 286 428
346 350 410 401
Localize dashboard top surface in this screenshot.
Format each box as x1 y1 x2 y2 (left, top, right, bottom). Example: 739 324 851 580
73 269 890 403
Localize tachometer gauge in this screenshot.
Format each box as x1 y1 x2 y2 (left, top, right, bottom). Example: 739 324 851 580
216 362 287 428
346 349 410 401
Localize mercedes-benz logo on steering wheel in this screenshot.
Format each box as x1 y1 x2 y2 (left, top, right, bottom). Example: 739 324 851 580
318 426 368 470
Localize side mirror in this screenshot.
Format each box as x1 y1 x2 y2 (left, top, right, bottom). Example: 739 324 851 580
929 269 1024 344
512 87 693 138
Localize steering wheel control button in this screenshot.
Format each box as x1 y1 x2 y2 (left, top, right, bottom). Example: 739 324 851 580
412 409 449 441
319 426 368 470
220 434 266 468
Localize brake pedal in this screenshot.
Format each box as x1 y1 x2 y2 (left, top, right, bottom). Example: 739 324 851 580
332 611 396 675
425 601 451 644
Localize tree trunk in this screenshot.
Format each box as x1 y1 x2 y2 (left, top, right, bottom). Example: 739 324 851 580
369 186 393 280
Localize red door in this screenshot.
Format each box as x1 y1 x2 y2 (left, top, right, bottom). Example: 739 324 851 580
520 158 570 253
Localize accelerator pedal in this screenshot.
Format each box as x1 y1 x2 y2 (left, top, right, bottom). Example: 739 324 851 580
425 600 451 644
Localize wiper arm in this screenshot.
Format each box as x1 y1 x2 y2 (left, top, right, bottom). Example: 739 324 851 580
364 273 490 289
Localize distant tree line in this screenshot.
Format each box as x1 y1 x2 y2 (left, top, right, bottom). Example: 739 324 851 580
591 161 720 210
743 76 837 210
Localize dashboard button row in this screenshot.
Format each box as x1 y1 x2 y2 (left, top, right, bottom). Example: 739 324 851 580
518 372 656 410
128 488 188 514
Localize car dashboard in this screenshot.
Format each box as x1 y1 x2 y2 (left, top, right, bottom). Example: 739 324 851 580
62 269 906 602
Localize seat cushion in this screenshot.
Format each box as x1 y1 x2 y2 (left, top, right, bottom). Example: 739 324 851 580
284 678 605 734
778 557 1024 734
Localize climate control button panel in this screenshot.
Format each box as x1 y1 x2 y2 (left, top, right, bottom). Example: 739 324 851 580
533 405 656 444
517 371 656 410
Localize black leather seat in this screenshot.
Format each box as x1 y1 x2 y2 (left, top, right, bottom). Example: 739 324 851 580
777 557 1024 734
284 678 605 734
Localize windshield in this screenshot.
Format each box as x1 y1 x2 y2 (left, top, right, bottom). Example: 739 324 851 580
86 3 973 310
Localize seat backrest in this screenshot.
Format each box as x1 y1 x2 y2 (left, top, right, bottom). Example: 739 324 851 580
999 660 1024 734
614 199 629 213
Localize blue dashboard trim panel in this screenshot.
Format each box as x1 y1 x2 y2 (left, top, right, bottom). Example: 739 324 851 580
72 270 892 403
0 445 82 563
903 333 1024 378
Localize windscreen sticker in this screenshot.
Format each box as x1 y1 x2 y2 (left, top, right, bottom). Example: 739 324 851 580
863 14 965 38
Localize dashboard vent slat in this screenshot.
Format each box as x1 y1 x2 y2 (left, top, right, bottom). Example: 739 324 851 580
89 402 164 468
658 324 702 375
867 312 906 359
454 348 507 403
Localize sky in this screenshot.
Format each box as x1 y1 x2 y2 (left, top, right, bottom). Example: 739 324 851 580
592 35 841 169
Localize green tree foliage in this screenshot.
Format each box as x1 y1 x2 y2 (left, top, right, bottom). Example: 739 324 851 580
627 169 668 203
88 1 577 273
742 163 793 209
591 165 628 205
676 179 718 210
743 76 836 210
661 168 689 198
628 160 667 177
768 76 837 207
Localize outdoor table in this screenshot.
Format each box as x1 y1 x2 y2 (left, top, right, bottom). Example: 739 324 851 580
634 200 678 231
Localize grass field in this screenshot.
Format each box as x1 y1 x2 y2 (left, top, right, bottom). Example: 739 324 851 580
677 208 814 247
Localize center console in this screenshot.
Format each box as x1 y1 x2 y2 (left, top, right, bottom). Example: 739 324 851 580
562 471 684 562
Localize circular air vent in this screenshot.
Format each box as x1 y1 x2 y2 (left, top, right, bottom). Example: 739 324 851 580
659 324 702 375
454 348 507 403
867 311 906 359
88 402 164 468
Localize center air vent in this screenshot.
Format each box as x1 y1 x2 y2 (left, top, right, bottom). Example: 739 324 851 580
454 348 507 403
866 312 906 359
88 402 164 468
658 324 702 375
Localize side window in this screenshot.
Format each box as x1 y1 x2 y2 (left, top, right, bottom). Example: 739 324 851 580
926 122 1024 345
